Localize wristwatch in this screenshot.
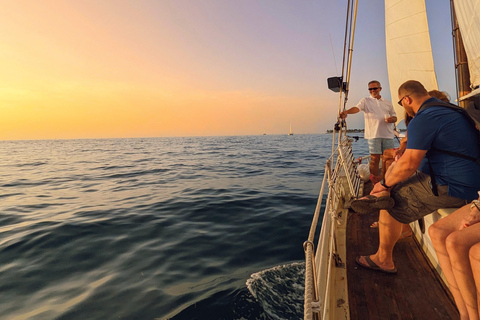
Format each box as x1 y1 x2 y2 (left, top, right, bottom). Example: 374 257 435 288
380 179 392 189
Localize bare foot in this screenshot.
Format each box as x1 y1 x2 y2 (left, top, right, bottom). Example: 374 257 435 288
399 224 413 239
368 190 391 198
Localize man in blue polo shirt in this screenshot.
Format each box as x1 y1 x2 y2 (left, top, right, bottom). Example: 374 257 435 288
355 80 480 274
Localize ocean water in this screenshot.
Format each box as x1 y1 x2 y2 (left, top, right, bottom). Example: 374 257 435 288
0 134 368 320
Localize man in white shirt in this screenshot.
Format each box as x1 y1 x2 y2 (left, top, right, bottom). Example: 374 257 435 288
340 80 397 180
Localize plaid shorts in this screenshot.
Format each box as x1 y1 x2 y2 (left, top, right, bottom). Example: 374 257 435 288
388 171 467 224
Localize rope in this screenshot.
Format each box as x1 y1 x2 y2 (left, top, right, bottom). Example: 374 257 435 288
304 240 314 320
304 170 328 320
304 136 362 319
305 0 359 318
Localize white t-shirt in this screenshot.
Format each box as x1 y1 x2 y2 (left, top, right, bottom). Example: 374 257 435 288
355 96 396 139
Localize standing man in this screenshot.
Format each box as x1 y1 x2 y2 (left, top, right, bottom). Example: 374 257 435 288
340 80 397 181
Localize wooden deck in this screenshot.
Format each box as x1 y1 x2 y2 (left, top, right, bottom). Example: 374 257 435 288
346 210 459 319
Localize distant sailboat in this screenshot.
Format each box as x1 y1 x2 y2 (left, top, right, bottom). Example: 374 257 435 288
288 124 294 135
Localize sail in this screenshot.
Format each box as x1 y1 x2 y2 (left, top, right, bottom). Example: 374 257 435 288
453 0 480 99
385 0 438 123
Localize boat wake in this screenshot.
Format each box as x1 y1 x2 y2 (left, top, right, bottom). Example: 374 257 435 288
246 262 305 320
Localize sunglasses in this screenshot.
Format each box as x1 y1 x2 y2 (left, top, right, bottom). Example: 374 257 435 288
368 87 380 91
398 95 409 106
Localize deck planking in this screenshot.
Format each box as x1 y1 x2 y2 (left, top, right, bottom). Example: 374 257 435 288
346 210 458 320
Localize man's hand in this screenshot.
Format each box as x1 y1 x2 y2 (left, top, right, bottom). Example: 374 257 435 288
371 182 389 195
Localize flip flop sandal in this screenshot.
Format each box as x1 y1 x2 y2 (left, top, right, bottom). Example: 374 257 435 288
351 195 395 215
355 255 397 274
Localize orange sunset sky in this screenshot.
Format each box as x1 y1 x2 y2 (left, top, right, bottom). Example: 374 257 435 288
1 0 455 140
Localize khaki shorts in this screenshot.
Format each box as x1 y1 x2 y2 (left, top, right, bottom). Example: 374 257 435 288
388 171 467 224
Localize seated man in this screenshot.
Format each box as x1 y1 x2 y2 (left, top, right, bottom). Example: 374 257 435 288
429 192 480 320
371 90 450 228
380 90 448 180
353 80 480 274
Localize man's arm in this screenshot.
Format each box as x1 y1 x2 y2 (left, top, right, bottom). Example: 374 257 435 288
386 103 397 123
386 116 397 123
340 107 360 119
371 148 427 194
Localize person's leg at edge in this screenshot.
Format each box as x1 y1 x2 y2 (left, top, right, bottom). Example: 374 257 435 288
429 204 475 320
367 138 382 179
381 148 396 179
379 138 394 179
470 242 480 318
447 225 480 320
358 209 402 270
370 154 381 178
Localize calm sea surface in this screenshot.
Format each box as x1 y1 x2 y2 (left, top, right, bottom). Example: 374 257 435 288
0 134 368 320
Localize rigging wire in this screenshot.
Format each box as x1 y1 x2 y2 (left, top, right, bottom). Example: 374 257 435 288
340 0 352 88
329 33 339 76
334 0 357 136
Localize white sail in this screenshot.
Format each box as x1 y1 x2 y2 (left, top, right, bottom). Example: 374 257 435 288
385 0 438 123
453 0 480 99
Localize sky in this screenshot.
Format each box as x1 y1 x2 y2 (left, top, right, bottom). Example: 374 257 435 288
0 0 456 140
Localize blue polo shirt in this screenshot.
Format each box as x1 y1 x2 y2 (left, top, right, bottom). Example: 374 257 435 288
407 98 480 200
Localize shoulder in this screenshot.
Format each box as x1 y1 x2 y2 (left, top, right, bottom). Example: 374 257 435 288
417 101 463 119
418 98 453 112
408 112 442 136
414 107 452 125
356 97 369 108
379 97 393 105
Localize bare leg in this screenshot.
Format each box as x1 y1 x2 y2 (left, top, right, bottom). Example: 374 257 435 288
360 209 402 270
470 242 480 317
381 149 395 179
429 204 477 320
447 226 480 320
370 154 381 177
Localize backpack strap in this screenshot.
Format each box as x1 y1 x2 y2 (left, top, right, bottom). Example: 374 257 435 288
426 152 439 196
419 100 480 165
430 147 480 164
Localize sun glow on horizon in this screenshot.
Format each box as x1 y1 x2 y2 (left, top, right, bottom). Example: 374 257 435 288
1 1 343 140
0 1 454 140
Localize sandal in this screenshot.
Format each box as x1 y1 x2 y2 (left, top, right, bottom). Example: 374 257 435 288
351 195 395 214
399 226 413 239
355 255 397 274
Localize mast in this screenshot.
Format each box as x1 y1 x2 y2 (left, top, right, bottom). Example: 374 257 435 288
450 0 471 108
